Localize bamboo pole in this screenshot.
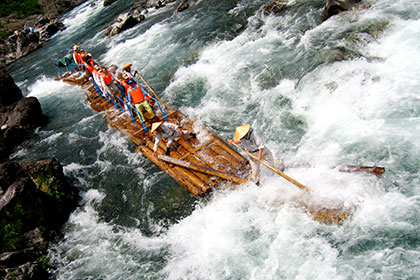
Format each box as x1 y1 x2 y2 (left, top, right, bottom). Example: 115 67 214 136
136 73 162 104
230 142 352 223
231 143 311 192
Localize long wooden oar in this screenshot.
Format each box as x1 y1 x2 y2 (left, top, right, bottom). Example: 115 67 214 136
231 143 311 192
136 72 162 103
231 142 351 223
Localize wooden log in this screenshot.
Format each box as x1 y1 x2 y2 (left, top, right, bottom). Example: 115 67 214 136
208 143 244 170
136 145 206 196
158 156 247 184
339 165 385 177
212 135 248 165
59 74 247 196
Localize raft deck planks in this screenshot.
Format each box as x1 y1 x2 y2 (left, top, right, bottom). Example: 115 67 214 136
61 72 251 196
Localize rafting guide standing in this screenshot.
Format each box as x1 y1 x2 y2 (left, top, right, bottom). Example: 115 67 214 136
228 124 285 185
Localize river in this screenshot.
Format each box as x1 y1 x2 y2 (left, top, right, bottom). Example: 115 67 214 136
6 0 420 279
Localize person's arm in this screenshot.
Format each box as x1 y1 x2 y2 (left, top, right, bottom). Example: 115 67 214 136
153 134 161 155
227 139 241 144
258 148 263 161
73 53 78 65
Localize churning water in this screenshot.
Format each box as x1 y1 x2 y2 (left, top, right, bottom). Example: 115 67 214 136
7 0 420 279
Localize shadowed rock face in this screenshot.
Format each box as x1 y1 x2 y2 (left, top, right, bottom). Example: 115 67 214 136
0 158 80 280
0 0 88 65
321 0 363 22
0 67 79 280
0 69 78 277
105 0 192 37
37 0 88 19
0 68 47 161
260 0 288 16
0 68 22 106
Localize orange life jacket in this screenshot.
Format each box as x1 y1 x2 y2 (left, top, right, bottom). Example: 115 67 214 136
83 61 94 73
73 51 82 64
127 84 146 104
100 70 113 85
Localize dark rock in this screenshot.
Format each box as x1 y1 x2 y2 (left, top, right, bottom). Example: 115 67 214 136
19 158 80 224
260 0 288 16
104 0 118 6
40 20 66 40
0 158 79 279
106 13 146 37
37 16 50 27
155 0 166 9
7 97 46 129
2 260 49 280
37 0 89 20
321 0 363 22
0 246 43 268
175 1 189 13
0 161 24 193
0 177 45 251
0 68 22 107
0 67 47 159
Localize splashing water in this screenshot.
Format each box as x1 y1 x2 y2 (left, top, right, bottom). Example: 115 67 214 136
7 0 420 279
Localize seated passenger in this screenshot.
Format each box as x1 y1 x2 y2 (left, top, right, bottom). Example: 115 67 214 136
124 78 155 125
98 66 119 95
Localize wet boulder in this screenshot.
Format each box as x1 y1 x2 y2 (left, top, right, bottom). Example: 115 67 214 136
39 19 66 40
0 68 22 106
0 158 79 279
104 0 118 6
0 68 47 161
260 0 288 16
321 0 368 22
106 12 146 37
175 0 190 13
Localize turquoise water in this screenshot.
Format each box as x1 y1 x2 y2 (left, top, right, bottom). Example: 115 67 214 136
7 0 420 279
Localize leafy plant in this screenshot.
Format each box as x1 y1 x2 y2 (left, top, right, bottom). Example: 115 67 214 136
0 0 42 18
0 220 23 252
36 255 50 270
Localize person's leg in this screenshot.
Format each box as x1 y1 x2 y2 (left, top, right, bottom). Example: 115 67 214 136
165 136 176 155
263 149 285 172
134 103 146 123
249 157 261 185
140 100 155 119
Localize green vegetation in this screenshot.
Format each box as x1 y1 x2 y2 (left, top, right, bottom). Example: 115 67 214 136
1 220 24 252
36 255 51 270
0 0 42 18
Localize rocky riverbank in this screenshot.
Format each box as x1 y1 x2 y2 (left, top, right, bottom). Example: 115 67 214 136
0 0 88 66
0 67 80 279
105 0 191 37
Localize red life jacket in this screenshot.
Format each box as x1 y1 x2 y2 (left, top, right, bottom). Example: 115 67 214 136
100 70 113 85
79 51 88 61
127 84 146 104
83 61 94 73
73 51 82 64
121 80 132 92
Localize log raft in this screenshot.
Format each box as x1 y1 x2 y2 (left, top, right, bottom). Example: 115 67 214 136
59 72 251 196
